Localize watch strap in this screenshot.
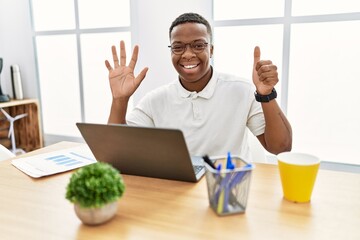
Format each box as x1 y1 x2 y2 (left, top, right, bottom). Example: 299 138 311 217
254 88 277 102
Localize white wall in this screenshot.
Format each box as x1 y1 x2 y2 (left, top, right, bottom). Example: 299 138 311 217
0 0 212 104
0 0 38 99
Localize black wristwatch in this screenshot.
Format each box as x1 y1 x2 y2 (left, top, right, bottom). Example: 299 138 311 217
254 88 277 102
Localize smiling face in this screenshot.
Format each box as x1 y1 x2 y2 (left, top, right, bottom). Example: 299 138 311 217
170 22 214 92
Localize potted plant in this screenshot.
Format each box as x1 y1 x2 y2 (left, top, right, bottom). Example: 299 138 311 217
66 162 125 225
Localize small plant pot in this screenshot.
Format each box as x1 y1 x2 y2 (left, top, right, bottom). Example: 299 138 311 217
74 201 118 225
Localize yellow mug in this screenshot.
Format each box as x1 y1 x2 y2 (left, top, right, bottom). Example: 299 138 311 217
277 152 320 203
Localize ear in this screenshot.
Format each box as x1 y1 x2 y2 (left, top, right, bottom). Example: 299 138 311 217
210 44 214 58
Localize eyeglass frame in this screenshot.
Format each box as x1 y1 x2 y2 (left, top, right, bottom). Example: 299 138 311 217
168 40 209 55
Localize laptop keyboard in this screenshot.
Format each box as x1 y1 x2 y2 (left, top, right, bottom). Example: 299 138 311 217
193 165 204 174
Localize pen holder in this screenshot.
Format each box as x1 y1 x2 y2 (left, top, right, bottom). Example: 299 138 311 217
205 157 254 216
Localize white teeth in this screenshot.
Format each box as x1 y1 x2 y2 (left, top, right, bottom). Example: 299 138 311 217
184 65 197 69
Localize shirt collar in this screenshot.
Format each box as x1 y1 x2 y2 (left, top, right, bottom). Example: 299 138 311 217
176 67 218 99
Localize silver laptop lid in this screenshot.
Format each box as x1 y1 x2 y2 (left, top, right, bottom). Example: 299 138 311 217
76 123 205 182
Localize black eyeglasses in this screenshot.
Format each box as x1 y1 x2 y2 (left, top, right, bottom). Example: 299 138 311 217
168 40 209 55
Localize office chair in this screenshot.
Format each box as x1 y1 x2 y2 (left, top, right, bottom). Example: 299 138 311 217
0 108 27 155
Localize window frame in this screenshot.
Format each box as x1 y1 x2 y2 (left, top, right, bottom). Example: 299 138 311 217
212 0 360 166
29 0 131 144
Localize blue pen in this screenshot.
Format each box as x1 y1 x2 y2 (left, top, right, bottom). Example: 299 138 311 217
218 152 235 213
229 164 252 189
222 175 232 213
226 151 235 169
227 163 253 209
212 163 222 207
217 168 229 213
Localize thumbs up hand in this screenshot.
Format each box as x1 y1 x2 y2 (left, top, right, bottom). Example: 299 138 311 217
252 46 279 95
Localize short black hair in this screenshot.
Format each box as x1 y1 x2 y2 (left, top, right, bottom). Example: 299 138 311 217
169 12 213 43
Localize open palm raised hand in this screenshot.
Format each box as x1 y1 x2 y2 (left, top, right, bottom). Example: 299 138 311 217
105 40 148 99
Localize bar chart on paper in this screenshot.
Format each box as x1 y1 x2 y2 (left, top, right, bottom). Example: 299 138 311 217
45 153 93 167
11 145 97 178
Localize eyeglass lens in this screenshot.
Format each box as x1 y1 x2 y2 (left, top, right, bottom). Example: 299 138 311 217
169 41 208 54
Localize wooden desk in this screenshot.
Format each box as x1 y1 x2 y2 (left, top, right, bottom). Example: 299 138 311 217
0 142 359 240
0 99 43 152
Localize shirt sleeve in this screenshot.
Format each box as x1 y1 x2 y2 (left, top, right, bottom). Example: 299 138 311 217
126 94 155 127
246 99 265 136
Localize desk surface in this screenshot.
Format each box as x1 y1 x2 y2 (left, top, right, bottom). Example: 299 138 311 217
0 142 359 240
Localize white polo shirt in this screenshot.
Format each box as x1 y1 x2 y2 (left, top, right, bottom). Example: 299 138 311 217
127 70 265 160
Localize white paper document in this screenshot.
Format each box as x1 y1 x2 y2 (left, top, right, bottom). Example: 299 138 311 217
11 145 97 178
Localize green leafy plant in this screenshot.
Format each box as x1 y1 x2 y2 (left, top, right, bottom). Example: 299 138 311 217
66 162 125 208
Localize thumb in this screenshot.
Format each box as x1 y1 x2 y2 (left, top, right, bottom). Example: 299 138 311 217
253 46 261 67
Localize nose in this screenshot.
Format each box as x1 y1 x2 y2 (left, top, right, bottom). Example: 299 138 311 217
182 44 196 56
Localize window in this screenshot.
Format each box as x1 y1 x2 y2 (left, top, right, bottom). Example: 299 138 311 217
213 25 284 101
288 20 360 165
213 0 284 20
36 35 81 136
32 0 75 31
292 0 360 16
31 0 131 138
213 0 360 165
80 32 131 124
77 0 130 29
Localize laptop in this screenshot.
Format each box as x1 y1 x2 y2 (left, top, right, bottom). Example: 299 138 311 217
76 122 205 182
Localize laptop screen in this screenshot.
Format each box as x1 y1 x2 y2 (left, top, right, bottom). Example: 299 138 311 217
76 123 205 182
